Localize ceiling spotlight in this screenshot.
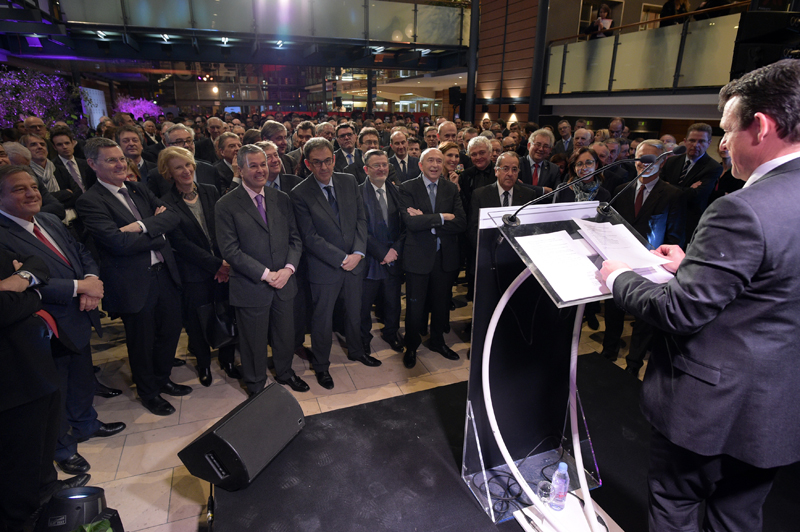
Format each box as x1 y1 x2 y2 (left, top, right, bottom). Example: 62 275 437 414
221 37 229 45
373 46 384 54
212 86 219 94
276 40 283 48
97 31 106 39
161 34 169 42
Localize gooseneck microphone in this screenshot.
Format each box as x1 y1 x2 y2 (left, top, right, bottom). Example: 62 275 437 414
596 145 687 216
502 154 658 226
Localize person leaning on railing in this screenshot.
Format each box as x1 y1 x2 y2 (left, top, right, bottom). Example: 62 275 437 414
660 0 689 27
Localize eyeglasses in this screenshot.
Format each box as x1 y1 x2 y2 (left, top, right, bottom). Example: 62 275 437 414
502 145 516 151
367 163 389 170
497 166 520 173
309 158 334 168
530 142 551 151
337 132 354 139
101 157 128 165
574 161 596 169
170 138 194 147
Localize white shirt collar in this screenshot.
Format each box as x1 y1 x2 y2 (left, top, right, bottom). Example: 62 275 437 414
743 151 800 188
0 208 34 231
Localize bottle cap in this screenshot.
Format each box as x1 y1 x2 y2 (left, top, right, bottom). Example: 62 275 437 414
557 462 568 472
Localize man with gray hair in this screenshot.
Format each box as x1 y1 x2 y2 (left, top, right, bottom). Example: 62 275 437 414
146 124 225 196
286 120 315 179
519 128 560 190
20 134 81 224
573 128 593 151
261 120 295 175
461 136 496 203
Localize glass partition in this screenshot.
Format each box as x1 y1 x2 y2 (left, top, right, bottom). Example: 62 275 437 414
312 0 364 40
193 0 254 32
562 37 615 93
126 0 191 28
546 44 565 94
418 4 462 45
255 0 314 37
60 0 125 24
679 14 740 87
613 23 683 91
370 0 414 43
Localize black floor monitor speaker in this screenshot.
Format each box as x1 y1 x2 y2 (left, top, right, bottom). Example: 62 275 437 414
178 383 305 491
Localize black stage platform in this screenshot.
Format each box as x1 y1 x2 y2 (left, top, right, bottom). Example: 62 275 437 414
214 353 800 532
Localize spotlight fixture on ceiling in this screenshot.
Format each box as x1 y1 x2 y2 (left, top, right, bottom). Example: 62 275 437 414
221 37 229 45
161 34 169 42
97 31 106 39
276 40 283 48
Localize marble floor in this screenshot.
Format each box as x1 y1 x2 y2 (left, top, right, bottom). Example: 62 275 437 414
64 290 643 532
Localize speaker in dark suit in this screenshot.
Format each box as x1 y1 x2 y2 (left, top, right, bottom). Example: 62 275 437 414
77 138 186 417
0 250 72 530
600 142 686 371
291 139 374 389
359 151 406 351
398 149 466 368
660 129 723 244
216 145 306 395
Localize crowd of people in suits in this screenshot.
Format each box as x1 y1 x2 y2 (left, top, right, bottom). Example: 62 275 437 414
1 107 733 532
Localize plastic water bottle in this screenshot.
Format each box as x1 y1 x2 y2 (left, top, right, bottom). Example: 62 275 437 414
549 462 569 511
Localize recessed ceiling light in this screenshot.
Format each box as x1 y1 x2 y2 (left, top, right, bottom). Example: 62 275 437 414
161 34 169 42
97 31 106 39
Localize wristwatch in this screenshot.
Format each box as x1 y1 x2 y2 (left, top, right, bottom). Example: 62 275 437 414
13 270 33 284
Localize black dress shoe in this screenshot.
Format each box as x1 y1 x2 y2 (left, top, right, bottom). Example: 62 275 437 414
625 365 641 379
315 371 334 390
348 354 382 367
382 334 404 351
276 375 310 392
95 380 122 398
403 349 417 369
429 343 459 360
198 367 212 387
160 380 192 396
62 474 91 489
586 314 600 330
78 422 126 442
172 357 186 367
221 362 242 379
598 350 618 361
141 395 176 416
362 340 371 354
93 365 101 373
56 453 90 474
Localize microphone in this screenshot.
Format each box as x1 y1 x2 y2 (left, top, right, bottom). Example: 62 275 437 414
502 155 657 226
597 146 687 216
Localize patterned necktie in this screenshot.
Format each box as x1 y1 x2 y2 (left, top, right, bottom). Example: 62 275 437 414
679 160 691 184
634 184 645 217
531 162 539 186
118 187 163 262
324 185 339 217
33 224 71 266
377 188 388 224
254 194 267 226
503 191 510 207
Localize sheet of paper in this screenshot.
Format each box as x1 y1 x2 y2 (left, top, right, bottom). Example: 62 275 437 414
573 218 671 270
516 231 609 302
638 265 674 284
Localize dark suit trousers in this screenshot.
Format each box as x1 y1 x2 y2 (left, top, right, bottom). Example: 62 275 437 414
0 391 60 532
361 274 402 342
181 280 235 369
602 302 626 355
293 271 312 350
235 298 294 394
648 429 778 532
405 250 456 351
51 339 100 462
309 273 364 371
119 267 182 400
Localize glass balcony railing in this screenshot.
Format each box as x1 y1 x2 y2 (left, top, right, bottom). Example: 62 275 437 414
546 13 742 95
57 0 470 47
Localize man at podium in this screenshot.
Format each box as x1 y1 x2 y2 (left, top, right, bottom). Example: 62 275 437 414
601 59 800 532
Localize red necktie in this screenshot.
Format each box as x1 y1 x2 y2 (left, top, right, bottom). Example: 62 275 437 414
531 163 539 186
634 185 645 217
33 225 71 267
35 309 59 338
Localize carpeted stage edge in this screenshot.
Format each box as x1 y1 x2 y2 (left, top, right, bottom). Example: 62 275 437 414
214 353 800 532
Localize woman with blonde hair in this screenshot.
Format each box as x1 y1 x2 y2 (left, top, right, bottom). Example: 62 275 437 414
158 147 240 387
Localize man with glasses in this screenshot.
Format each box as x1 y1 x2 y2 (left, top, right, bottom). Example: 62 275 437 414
519 129 561 191
77 138 187 416
23 116 58 160
344 127 398 185
333 123 360 172
359 149 405 354
146 124 225 196
291 138 374 391
261 120 296 175
553 120 573 155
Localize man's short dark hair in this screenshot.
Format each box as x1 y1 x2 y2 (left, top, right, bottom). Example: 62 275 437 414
363 148 388 167
303 137 334 159
236 144 265 169
243 129 262 145
49 126 74 143
357 127 379 145
720 59 800 142
335 122 354 136
260 120 286 140
297 120 315 133
407 137 420 147
0 164 32 194
116 124 143 145
112 112 132 126
687 122 713 140
84 137 120 160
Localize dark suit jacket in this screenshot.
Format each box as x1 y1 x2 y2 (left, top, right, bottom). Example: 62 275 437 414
75 180 181 314
0 212 102 353
612 157 800 469
216 183 302 307
146 160 223 197
42 163 82 210
389 155 420 183
398 176 466 274
359 179 405 278
142 141 164 163
286 148 311 179
468 182 541 248
194 137 217 164
52 156 96 191
518 157 562 189
661 152 723 240
214 159 234 193
161 183 224 283
552 137 573 155
290 172 368 283
612 178 685 249
0 251 58 412
280 153 296 176
334 148 362 173
136 159 157 182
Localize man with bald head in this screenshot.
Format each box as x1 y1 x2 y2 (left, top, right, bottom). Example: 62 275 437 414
439 121 472 169
24 116 58 160
398 148 466 369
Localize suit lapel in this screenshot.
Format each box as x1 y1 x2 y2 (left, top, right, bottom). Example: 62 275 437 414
636 179 665 222
312 177 341 228
94 183 138 224
235 185 269 232
173 191 210 244
0 214 76 274
36 215 81 271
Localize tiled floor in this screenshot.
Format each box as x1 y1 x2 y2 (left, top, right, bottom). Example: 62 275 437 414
66 287 643 532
